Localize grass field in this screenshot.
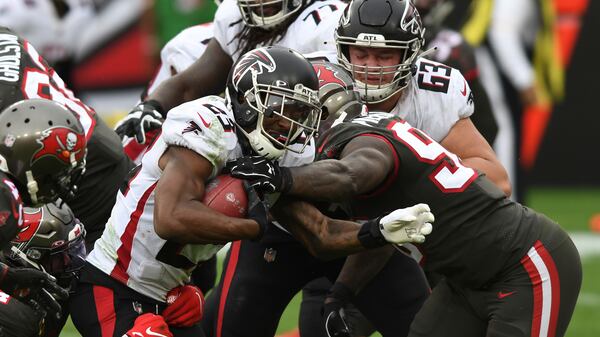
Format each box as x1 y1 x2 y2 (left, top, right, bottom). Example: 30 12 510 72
60 187 600 336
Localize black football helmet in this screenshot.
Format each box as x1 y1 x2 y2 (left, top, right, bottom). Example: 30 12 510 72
237 0 308 29
0 99 87 207
226 46 322 159
335 0 425 103
311 60 367 134
7 202 86 289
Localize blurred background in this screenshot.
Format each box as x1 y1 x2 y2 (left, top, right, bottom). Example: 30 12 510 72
0 0 597 336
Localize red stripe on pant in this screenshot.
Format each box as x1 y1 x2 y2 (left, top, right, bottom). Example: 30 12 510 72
521 240 561 337
216 241 242 337
93 285 116 337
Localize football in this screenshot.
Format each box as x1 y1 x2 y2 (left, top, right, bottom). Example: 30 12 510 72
202 174 248 218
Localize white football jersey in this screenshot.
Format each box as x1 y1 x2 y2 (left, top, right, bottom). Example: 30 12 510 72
147 23 214 95
306 53 474 142
88 96 314 301
389 57 474 142
213 0 346 61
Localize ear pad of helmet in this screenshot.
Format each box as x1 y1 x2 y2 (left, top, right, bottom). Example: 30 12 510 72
232 102 258 128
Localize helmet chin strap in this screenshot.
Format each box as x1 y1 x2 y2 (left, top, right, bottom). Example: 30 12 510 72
237 126 284 160
25 170 39 205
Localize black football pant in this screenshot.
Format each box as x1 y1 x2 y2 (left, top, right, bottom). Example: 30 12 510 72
408 218 582 337
201 238 429 337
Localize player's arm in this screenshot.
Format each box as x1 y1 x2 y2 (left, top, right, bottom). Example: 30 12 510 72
231 135 396 201
154 146 261 244
148 40 232 112
440 118 512 196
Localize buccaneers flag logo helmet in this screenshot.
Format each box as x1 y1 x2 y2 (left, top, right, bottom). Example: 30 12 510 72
32 127 86 165
0 99 87 206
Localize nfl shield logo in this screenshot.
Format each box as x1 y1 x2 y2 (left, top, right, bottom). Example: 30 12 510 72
264 248 277 263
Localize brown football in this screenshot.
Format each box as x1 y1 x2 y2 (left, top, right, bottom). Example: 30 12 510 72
202 175 248 218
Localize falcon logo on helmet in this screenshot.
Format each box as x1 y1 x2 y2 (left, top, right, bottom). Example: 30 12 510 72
400 2 423 36
232 49 276 90
32 127 86 165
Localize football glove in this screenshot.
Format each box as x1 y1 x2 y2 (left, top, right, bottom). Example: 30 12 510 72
243 182 270 240
358 203 434 248
115 100 165 144
323 282 354 337
0 262 69 300
124 313 173 337
162 285 204 328
227 156 293 194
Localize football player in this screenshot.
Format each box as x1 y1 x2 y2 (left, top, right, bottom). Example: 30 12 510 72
0 27 133 252
230 110 582 337
299 0 501 334
70 47 425 337
114 0 346 144
4 202 86 337
0 98 87 337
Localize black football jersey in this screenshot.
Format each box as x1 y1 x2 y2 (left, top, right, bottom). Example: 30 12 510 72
0 172 22 250
0 27 132 239
316 113 542 287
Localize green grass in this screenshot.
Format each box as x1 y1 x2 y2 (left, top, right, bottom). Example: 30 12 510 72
60 187 600 336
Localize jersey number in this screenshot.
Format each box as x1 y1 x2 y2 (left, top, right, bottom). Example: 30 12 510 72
303 4 340 25
417 61 452 93
388 121 477 192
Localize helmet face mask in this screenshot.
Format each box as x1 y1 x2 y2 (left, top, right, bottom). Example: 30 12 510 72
227 47 322 160
0 99 87 207
335 0 425 103
237 0 304 29
7 202 86 289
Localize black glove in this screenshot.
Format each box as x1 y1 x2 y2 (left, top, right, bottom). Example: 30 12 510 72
0 263 69 300
115 100 165 144
228 156 293 194
323 282 355 337
243 182 270 240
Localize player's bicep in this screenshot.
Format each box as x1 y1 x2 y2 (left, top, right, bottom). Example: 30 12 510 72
339 135 398 194
154 147 214 227
180 39 232 99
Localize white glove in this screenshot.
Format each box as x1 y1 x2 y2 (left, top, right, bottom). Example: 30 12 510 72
378 203 434 244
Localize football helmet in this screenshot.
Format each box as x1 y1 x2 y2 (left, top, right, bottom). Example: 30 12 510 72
0 99 87 206
226 46 322 160
7 202 86 289
335 0 425 103
237 0 307 29
311 60 367 133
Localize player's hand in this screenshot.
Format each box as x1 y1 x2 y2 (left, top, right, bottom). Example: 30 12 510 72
162 285 204 327
359 204 434 248
115 100 165 144
379 204 434 244
243 182 270 239
123 313 173 337
0 263 68 299
227 156 293 194
323 282 354 337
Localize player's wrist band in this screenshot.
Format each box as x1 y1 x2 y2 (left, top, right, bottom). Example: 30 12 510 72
357 218 387 248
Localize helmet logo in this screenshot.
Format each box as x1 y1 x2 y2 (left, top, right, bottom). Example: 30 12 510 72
32 127 85 165
232 49 276 90
400 3 423 35
313 64 346 88
14 207 43 243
